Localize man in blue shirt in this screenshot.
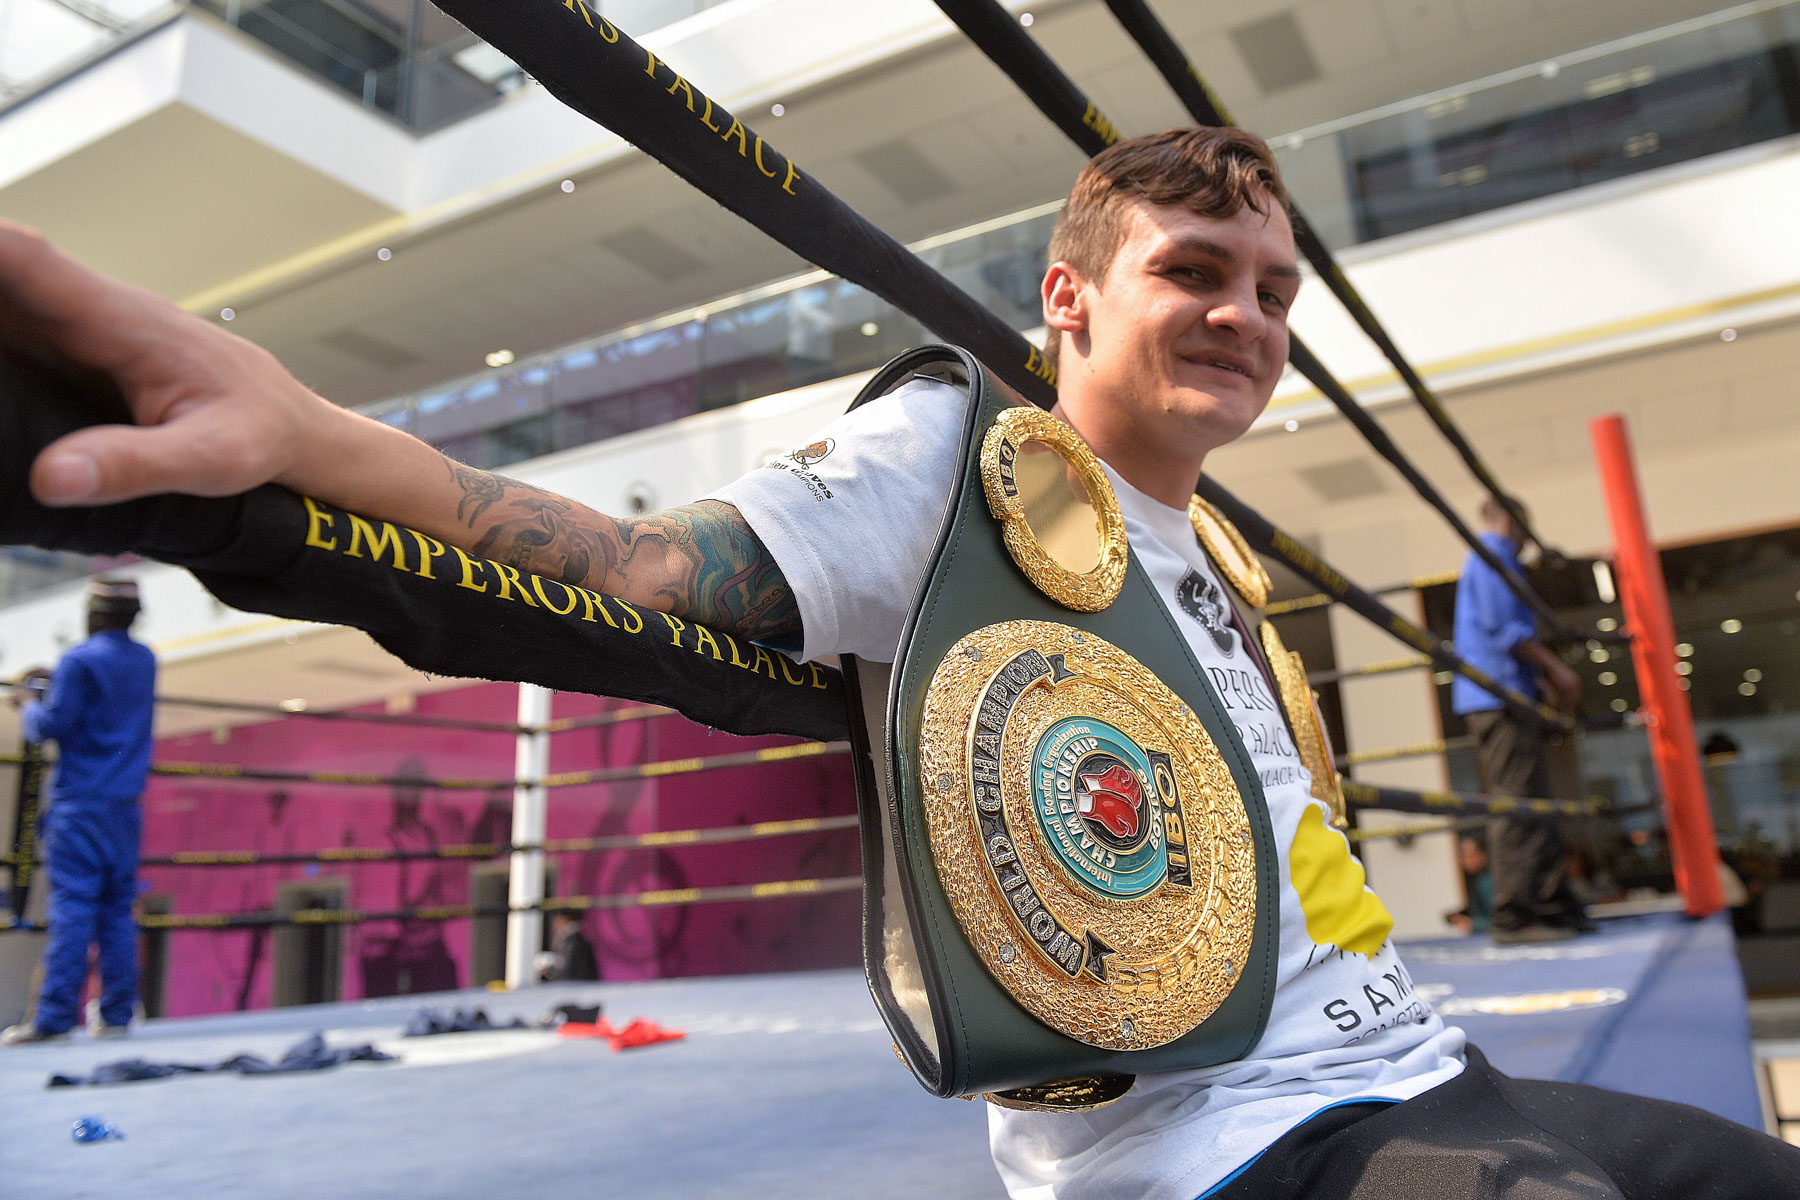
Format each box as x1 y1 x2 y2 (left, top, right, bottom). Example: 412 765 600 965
3 578 157 1044
1451 498 1586 944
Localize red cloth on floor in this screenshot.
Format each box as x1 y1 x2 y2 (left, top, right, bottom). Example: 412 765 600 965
556 1016 684 1051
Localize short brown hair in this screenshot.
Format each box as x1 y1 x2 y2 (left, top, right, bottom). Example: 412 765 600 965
1044 127 1290 369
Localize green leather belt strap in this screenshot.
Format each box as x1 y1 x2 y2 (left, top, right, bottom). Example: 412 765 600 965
846 345 1279 1100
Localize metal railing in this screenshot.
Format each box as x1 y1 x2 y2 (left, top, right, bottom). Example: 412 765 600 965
357 202 1061 472
1270 0 1800 249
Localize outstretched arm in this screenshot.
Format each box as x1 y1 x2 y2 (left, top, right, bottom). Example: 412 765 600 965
0 222 797 643
436 465 799 641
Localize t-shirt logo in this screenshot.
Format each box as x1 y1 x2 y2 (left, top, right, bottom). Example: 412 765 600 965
789 438 835 468
1175 569 1235 656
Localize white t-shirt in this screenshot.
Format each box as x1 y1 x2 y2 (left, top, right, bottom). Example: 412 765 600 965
710 378 1466 1200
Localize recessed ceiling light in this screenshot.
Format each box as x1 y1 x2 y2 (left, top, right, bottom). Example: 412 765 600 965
1284 419 1299 432
1739 681 1758 697
1019 11 1034 26
1675 642 1693 657
377 247 392 261
1596 616 1618 632
1599 671 1618 686
560 179 575 193
1589 648 1610 664
770 103 786 117
1721 618 1743 633
219 307 235 321
280 698 308 713
1610 698 1629 712
485 349 515 368
1674 661 1693 676
1744 668 1763 683
860 322 879 337
1720 328 1738 342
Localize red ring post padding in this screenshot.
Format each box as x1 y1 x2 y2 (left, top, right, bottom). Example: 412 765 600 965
1590 414 1724 917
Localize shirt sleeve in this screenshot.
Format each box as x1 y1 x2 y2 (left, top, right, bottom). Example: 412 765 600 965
707 376 968 664
1465 543 1537 656
22 656 88 745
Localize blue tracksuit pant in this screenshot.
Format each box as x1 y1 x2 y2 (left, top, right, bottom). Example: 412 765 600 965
36 802 142 1033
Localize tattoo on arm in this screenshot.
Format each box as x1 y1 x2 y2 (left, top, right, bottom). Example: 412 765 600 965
441 456 799 643
445 458 508 525
606 501 800 644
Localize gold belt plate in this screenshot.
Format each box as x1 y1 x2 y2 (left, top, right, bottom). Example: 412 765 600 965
918 620 1257 1050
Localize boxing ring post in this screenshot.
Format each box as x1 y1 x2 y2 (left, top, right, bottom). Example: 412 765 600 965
1590 414 1724 917
506 684 552 988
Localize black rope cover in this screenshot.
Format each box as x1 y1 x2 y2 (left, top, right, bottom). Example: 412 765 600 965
422 0 1556 722
0 359 850 744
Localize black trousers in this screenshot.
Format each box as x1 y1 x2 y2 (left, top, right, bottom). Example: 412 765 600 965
1467 710 1582 931
1210 1046 1800 1199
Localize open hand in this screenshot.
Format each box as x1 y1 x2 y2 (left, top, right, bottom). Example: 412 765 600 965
0 220 331 507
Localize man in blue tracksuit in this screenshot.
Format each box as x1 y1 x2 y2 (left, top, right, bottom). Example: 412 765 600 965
1451 499 1586 944
3 579 156 1043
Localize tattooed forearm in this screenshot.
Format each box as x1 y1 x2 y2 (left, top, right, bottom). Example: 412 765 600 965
444 455 612 588
444 456 510 525
437 457 798 643
607 501 800 644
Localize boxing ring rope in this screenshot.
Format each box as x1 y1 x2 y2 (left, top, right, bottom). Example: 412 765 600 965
399 0 1561 739
0 737 847 791
0 673 1594 957
4 814 863 871
0 0 1726 963
919 0 1723 905
1266 570 1462 616
926 0 1586 643
1340 737 1476 768
1307 655 1435 687
155 693 525 734
138 876 863 932
1196 482 1571 731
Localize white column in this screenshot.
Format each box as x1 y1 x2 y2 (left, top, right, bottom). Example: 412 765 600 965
505 683 552 990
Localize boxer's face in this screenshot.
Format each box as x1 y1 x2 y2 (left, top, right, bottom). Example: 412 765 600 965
1059 198 1297 462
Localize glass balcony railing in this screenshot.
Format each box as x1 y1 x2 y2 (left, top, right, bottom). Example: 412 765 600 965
0 1 181 106
190 0 733 132
358 203 1061 474
0 1 736 130
1272 0 1800 249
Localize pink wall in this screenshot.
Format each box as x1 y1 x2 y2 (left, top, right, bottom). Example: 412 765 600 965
141 683 860 1017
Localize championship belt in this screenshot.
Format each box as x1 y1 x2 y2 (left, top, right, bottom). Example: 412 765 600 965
842 346 1279 1107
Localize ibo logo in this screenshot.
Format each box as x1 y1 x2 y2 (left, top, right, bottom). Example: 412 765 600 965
1032 717 1175 899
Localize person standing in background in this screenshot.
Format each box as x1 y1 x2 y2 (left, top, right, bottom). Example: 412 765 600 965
539 911 601 983
3 578 156 1043
1451 498 1588 944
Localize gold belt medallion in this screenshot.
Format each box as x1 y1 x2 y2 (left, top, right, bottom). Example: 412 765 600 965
918 620 1257 1050
1258 621 1349 829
